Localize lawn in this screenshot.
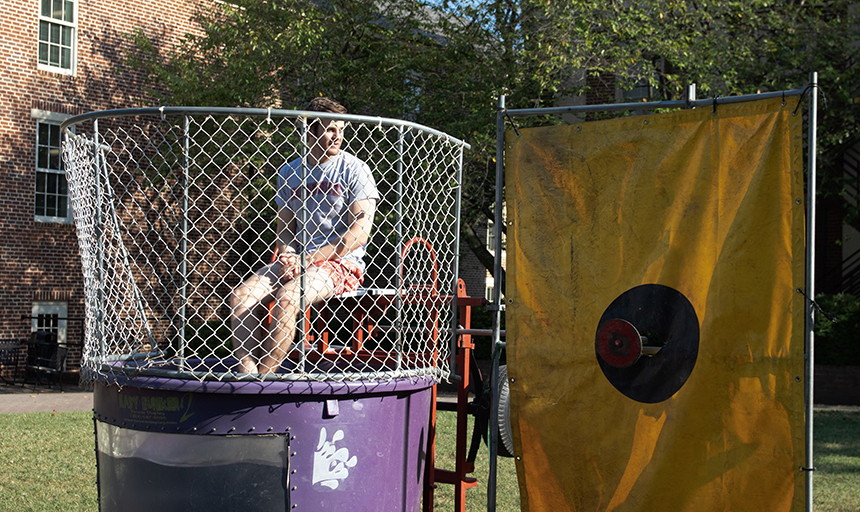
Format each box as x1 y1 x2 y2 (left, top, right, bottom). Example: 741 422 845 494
812 409 860 512
0 408 857 511
0 411 97 512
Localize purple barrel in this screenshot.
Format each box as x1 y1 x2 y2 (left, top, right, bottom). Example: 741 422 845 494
92 363 434 512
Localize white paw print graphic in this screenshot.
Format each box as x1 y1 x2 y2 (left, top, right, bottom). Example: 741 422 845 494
312 427 358 490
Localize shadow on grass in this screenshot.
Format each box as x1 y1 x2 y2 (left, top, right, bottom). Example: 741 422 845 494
813 410 860 512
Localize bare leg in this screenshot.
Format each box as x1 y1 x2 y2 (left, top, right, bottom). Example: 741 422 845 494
258 283 299 373
230 302 262 374
257 266 338 374
230 265 279 374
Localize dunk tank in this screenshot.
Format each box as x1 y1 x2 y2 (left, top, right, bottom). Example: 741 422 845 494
61 107 470 511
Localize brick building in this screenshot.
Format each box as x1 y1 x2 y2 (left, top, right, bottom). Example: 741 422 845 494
0 0 204 380
458 220 505 302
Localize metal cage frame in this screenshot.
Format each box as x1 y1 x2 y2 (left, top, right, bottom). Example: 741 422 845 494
61 107 470 385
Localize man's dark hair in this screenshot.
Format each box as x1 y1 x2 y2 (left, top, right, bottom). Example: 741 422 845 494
306 97 347 135
306 97 347 114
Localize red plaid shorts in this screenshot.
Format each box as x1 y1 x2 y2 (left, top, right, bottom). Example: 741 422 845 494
311 259 364 295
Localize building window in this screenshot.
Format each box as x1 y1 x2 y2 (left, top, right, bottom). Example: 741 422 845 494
486 219 506 253
623 80 653 102
38 0 77 74
35 120 71 222
32 302 68 345
485 277 502 302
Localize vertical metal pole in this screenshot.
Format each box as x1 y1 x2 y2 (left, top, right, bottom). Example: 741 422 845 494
93 416 103 511
93 119 105 363
179 115 190 365
450 143 465 381
299 117 309 360
685 83 697 109
804 71 818 512
395 125 405 372
488 95 506 512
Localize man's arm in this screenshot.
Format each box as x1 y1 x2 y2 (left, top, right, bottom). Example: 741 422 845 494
305 198 376 264
277 207 300 278
277 207 299 255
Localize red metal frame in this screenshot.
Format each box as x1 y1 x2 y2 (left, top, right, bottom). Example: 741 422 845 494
424 279 486 512
400 236 439 295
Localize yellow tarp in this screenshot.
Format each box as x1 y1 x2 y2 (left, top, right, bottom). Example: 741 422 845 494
506 97 805 512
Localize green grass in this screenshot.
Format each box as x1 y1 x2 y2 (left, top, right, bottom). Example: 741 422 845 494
812 409 860 512
0 411 97 512
430 411 521 512
0 409 857 511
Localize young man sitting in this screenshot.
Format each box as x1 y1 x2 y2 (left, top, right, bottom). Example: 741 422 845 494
230 97 379 374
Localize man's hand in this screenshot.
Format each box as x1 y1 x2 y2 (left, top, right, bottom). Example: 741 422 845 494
278 252 301 280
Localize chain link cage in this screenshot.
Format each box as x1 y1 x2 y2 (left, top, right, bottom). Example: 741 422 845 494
61 107 469 385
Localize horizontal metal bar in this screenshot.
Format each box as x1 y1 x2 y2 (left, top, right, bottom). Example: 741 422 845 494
98 362 452 383
373 325 428 334
641 346 661 356
456 328 506 338
372 326 509 338
60 106 471 150
436 401 460 412
504 87 808 118
102 350 168 362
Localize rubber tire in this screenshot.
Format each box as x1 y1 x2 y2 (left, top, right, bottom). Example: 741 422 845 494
497 364 515 458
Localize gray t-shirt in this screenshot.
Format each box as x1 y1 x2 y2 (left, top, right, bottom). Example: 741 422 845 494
275 151 379 271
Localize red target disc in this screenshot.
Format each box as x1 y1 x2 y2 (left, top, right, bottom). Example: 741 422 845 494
596 318 642 368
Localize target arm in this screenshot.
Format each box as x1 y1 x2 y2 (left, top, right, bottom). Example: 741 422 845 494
641 345 662 356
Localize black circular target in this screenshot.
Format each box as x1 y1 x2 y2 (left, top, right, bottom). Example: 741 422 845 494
595 284 699 403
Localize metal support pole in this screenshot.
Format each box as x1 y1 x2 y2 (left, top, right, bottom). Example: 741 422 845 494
450 144 465 381
179 115 190 365
488 95 507 512
93 119 105 363
395 125 404 372
804 71 818 512
299 117 309 360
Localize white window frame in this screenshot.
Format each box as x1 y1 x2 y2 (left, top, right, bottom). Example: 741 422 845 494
33 110 73 223
486 209 506 254
485 277 504 302
32 301 68 345
38 0 78 75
